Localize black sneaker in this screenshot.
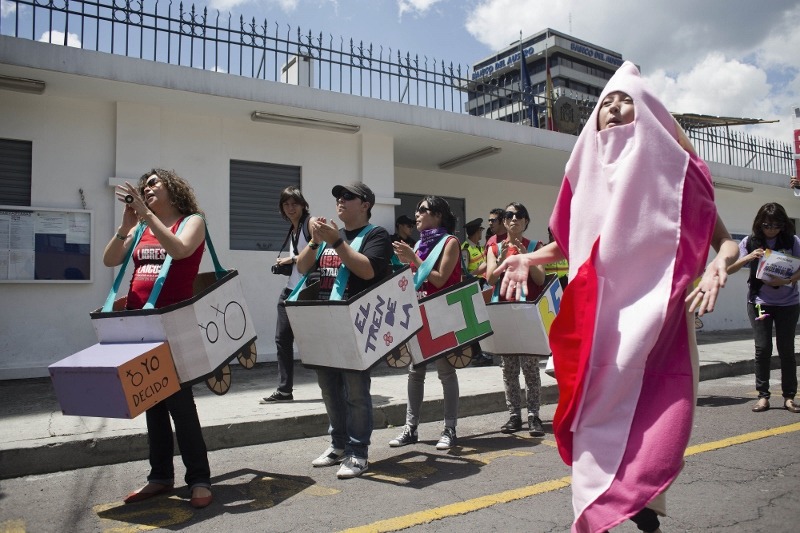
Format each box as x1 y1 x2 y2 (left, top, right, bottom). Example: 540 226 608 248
259 391 293 404
388 425 418 447
529 415 545 437
500 415 522 433
471 353 493 367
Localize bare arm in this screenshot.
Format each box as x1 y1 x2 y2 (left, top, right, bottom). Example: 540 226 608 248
393 237 459 288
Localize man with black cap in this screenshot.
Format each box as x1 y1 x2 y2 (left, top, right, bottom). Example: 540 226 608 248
296 181 392 479
461 218 487 287
392 214 417 247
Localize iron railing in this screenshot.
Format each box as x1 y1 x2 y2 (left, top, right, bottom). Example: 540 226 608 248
1 0 793 176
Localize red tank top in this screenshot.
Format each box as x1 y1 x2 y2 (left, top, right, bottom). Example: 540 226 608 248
126 217 205 310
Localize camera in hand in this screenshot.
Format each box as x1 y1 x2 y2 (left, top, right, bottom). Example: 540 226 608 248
271 262 293 276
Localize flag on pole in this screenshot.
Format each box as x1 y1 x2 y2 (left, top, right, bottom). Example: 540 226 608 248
793 107 800 179
518 34 537 127
546 62 557 132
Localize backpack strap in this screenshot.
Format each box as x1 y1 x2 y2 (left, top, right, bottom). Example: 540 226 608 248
413 235 451 290
286 224 374 302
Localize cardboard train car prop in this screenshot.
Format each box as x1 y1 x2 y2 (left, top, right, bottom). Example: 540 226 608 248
385 278 493 368
480 274 562 357
285 266 423 371
49 224 257 419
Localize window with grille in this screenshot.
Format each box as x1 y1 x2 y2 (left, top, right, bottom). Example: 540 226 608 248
229 160 301 251
0 139 32 206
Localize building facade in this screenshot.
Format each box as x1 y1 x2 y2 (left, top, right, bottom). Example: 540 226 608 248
0 2 795 379
468 28 625 133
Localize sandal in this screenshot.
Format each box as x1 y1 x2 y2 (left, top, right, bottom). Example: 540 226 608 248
123 482 174 504
784 399 800 413
751 398 769 412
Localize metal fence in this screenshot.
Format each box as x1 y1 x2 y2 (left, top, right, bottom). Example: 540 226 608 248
1 0 793 175
677 123 795 176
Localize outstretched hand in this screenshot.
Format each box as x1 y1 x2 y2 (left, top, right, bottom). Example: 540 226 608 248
686 256 729 316
494 254 530 301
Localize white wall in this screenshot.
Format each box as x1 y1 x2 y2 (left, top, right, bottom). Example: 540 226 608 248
2 59 797 378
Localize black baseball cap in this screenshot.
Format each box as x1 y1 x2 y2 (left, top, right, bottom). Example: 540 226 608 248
331 182 376 206
464 217 484 231
396 214 415 227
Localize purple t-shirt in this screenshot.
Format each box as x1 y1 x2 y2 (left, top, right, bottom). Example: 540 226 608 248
739 235 800 306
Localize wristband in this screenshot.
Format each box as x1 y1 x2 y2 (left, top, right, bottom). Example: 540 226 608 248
308 241 320 250
332 238 344 249
115 232 126 241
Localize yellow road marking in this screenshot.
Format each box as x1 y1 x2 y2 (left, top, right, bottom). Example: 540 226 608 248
341 477 572 533
342 422 800 533
684 421 800 456
0 520 26 533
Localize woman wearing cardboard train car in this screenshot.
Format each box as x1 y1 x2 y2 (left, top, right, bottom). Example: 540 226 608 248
726 202 800 414
485 202 547 437
390 195 463 450
102 168 212 509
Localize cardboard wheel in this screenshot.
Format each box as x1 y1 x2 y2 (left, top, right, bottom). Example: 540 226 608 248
206 364 232 395
446 343 476 369
237 342 257 369
385 343 412 368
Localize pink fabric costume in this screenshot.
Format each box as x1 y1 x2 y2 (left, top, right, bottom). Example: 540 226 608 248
548 62 717 532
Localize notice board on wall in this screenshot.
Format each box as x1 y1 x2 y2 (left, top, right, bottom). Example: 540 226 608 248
0 206 92 282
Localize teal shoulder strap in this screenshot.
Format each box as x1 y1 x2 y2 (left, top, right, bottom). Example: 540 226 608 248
101 223 146 312
286 224 374 302
330 224 374 301
413 235 451 290
143 215 196 309
286 244 326 302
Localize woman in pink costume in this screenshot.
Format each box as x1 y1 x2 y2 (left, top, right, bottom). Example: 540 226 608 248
497 62 739 532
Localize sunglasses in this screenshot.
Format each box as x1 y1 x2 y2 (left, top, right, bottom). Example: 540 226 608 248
416 206 431 215
504 211 527 220
338 191 363 202
761 223 783 230
144 176 160 188
488 218 498 224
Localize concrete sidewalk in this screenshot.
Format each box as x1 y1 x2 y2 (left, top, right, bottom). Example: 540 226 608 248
0 329 779 480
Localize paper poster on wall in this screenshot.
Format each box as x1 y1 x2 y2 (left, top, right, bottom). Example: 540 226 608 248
0 207 92 282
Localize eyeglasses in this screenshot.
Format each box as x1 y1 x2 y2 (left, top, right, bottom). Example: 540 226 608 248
416 206 431 215
761 223 784 230
487 218 498 224
337 191 362 202
504 211 527 220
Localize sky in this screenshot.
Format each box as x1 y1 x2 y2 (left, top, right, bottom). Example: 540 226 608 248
194 0 800 145
4 0 799 146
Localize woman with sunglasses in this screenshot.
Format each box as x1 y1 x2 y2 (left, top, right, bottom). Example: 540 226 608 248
727 203 800 413
103 169 213 509
485 203 547 437
390 196 463 450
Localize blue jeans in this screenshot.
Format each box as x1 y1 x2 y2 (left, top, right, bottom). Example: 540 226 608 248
145 386 211 489
315 368 373 459
747 302 799 400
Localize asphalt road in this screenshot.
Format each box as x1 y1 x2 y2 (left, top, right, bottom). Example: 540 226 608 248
1 371 798 533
